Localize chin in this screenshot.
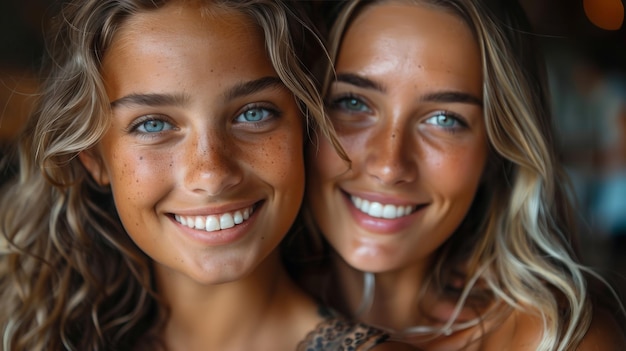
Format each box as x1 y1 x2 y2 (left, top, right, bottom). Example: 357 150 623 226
343 253 399 274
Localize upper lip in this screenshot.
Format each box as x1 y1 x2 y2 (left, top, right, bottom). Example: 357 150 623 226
168 200 261 217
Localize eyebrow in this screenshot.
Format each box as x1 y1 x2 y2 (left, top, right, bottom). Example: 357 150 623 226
335 73 387 93
110 92 189 109
110 76 285 109
334 73 482 107
421 91 483 106
224 76 285 101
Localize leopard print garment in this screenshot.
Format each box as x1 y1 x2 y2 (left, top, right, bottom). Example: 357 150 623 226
297 313 389 351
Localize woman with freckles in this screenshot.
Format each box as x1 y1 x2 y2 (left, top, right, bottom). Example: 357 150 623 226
0 0 420 350
292 0 626 350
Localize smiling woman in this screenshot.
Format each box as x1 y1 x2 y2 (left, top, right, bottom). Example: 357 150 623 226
0 1 417 350
289 0 626 350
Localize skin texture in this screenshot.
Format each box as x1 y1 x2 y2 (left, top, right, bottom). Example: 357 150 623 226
307 3 487 277
306 4 490 344
307 2 626 350
307 1 521 349
88 2 305 286
79 3 322 350
78 3 420 350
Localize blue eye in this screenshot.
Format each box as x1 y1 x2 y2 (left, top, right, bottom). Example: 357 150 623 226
135 118 173 133
332 96 371 113
425 112 462 128
235 107 273 122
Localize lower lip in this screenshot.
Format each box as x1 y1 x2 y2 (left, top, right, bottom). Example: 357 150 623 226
170 205 260 246
343 193 423 234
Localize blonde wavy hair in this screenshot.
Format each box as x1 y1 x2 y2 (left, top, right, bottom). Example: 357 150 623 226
0 0 341 350
303 0 624 350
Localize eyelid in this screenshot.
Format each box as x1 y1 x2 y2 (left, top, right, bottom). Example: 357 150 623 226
234 103 279 119
424 110 469 128
126 114 175 133
327 92 372 112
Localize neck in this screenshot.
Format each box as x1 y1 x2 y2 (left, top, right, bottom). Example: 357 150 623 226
331 251 429 331
154 251 321 351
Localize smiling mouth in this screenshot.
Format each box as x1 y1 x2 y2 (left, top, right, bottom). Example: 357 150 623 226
350 195 418 219
173 205 255 232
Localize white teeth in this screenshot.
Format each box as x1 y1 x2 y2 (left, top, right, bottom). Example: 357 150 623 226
174 206 254 232
350 195 416 219
195 217 205 230
361 199 370 213
206 215 219 231
383 204 397 219
233 211 243 224
368 202 383 217
220 213 234 229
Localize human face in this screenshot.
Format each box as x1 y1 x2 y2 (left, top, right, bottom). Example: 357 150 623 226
307 2 488 273
83 3 304 285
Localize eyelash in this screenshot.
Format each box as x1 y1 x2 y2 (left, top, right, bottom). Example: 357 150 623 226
329 93 468 127
328 93 371 113
424 110 468 132
127 115 175 135
233 103 281 125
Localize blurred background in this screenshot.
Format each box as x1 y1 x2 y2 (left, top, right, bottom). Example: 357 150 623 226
1 0 625 297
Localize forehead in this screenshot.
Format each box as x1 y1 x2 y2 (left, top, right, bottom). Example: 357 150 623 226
110 2 262 53
100 2 276 98
339 2 480 70
336 2 482 87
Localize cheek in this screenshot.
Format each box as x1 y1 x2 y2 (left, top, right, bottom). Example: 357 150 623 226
254 128 306 193
428 144 488 201
105 145 176 212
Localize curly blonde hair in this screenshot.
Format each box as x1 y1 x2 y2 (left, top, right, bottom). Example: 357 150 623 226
303 0 624 349
0 0 339 350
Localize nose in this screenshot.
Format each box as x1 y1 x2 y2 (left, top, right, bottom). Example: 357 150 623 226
181 130 243 196
363 124 417 185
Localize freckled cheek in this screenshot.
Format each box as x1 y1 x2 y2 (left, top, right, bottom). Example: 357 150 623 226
255 133 305 188
109 150 175 200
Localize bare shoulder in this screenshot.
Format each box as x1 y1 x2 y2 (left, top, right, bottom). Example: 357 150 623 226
482 308 543 350
576 307 626 351
370 340 421 351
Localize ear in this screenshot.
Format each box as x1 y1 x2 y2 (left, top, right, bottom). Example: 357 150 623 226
78 149 111 186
